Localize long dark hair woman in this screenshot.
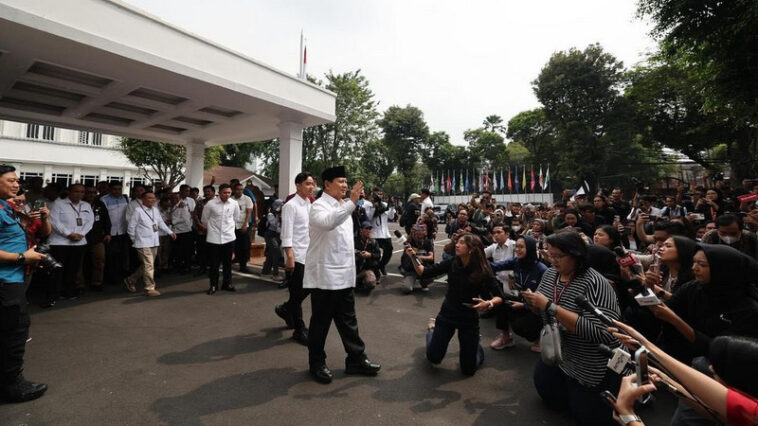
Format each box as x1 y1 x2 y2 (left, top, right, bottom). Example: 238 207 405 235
405 233 503 376
520 230 623 426
490 235 548 352
650 244 758 363
643 235 697 299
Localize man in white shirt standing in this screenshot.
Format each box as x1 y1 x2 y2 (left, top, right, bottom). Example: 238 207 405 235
362 188 392 276
420 188 434 213
168 192 193 273
232 183 254 273
126 191 175 296
200 184 239 294
304 166 380 384
101 181 130 285
275 172 314 346
48 184 94 299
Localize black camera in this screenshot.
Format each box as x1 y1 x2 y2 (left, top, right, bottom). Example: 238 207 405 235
34 242 63 270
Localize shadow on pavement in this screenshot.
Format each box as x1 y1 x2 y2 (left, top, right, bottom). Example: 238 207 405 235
158 327 289 365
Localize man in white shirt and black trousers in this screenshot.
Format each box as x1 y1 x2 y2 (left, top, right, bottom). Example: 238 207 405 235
48 184 94 299
305 166 380 384
200 183 240 295
275 172 314 346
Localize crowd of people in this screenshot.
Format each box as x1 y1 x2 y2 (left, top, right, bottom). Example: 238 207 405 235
2 161 758 426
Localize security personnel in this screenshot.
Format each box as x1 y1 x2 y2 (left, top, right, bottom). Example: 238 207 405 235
0 165 47 402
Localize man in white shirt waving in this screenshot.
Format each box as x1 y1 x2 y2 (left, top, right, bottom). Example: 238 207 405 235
49 184 94 299
275 172 314 346
304 166 380 384
126 191 175 296
200 184 239 294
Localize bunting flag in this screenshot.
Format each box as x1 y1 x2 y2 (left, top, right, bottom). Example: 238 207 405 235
459 170 464 193
439 172 444 194
465 170 470 193
446 171 452 193
538 165 544 191
530 165 536 192
452 170 457 195
514 166 520 193
484 171 490 191
429 173 435 193
478 170 483 192
492 170 498 192
507 167 513 192
499 170 505 193
521 165 527 191
544 166 550 191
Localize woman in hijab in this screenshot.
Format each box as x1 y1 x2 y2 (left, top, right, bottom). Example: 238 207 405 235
490 235 548 352
651 244 758 363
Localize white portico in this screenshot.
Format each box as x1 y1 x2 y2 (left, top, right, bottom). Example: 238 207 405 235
0 0 335 194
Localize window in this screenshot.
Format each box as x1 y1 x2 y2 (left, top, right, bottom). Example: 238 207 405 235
51 173 72 188
80 175 98 187
78 131 103 146
26 124 39 139
19 172 43 183
42 126 55 141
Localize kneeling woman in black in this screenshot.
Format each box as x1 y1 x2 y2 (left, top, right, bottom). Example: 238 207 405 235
405 233 504 375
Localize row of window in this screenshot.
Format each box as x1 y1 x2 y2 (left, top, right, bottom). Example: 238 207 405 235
18 172 150 188
25 124 102 146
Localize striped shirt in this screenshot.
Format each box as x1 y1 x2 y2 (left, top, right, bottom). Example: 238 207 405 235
537 266 622 387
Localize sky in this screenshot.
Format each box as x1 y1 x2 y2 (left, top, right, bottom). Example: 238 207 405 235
123 0 657 145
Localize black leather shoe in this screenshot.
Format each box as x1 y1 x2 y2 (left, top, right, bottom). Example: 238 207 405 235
292 328 309 346
207 286 217 295
309 365 333 384
222 284 236 292
277 280 289 289
345 357 381 375
1 378 48 403
275 304 294 329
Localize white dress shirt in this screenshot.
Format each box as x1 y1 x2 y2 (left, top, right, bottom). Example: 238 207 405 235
169 201 193 234
126 199 142 227
101 193 128 235
363 201 390 239
280 194 311 264
232 194 254 229
303 192 356 290
159 207 171 237
421 197 434 212
484 240 516 290
182 197 196 214
48 199 94 246
201 197 240 244
128 205 172 248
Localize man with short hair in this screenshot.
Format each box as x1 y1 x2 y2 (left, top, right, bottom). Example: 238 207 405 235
125 191 175 296
178 184 196 213
355 221 381 293
363 188 392 276
701 214 758 259
78 185 111 290
420 188 434 212
232 183 254 273
401 193 422 235
101 181 130 285
275 172 314 345
484 225 516 349
304 166 380 384
0 165 48 403
48 184 94 298
192 185 215 275
201 184 240 294
168 192 193 273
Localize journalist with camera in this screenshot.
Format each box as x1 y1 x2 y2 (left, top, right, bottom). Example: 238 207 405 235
0 165 48 403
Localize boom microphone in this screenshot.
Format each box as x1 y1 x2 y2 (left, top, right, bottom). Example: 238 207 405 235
613 246 643 275
575 295 615 327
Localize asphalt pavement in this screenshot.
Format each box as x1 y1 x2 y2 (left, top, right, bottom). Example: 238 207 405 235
1 222 676 425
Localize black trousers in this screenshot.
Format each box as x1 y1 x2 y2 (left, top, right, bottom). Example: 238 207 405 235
426 315 483 376
284 262 310 330
0 282 30 385
104 234 130 285
375 238 392 270
495 304 543 342
234 229 250 268
173 232 193 271
207 241 234 287
194 233 208 271
308 288 365 368
49 245 86 297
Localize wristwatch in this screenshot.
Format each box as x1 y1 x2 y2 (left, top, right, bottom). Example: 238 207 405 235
546 301 558 316
16 253 25 265
618 413 642 425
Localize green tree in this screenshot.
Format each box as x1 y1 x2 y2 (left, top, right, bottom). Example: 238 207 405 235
378 104 429 196
506 108 560 169
463 128 508 170
482 115 506 134
119 138 220 190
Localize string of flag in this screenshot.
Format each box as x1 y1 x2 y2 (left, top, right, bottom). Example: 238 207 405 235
428 165 551 194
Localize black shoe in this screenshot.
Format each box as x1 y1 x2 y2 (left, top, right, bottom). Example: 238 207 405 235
40 300 56 309
275 304 294 329
277 280 289 289
380 266 387 276
1 378 48 403
345 357 381 376
239 267 250 274
222 284 236 292
207 285 217 295
292 328 309 346
309 365 333 384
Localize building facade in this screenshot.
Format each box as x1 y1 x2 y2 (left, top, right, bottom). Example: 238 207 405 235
0 119 156 187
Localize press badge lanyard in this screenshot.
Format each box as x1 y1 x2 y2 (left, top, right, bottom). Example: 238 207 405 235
141 206 158 232
69 202 83 226
553 274 573 304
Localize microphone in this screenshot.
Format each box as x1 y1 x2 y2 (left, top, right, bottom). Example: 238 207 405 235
575 295 615 327
393 229 407 245
612 246 643 275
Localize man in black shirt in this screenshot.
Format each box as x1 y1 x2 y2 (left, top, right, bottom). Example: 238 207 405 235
80 185 111 291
